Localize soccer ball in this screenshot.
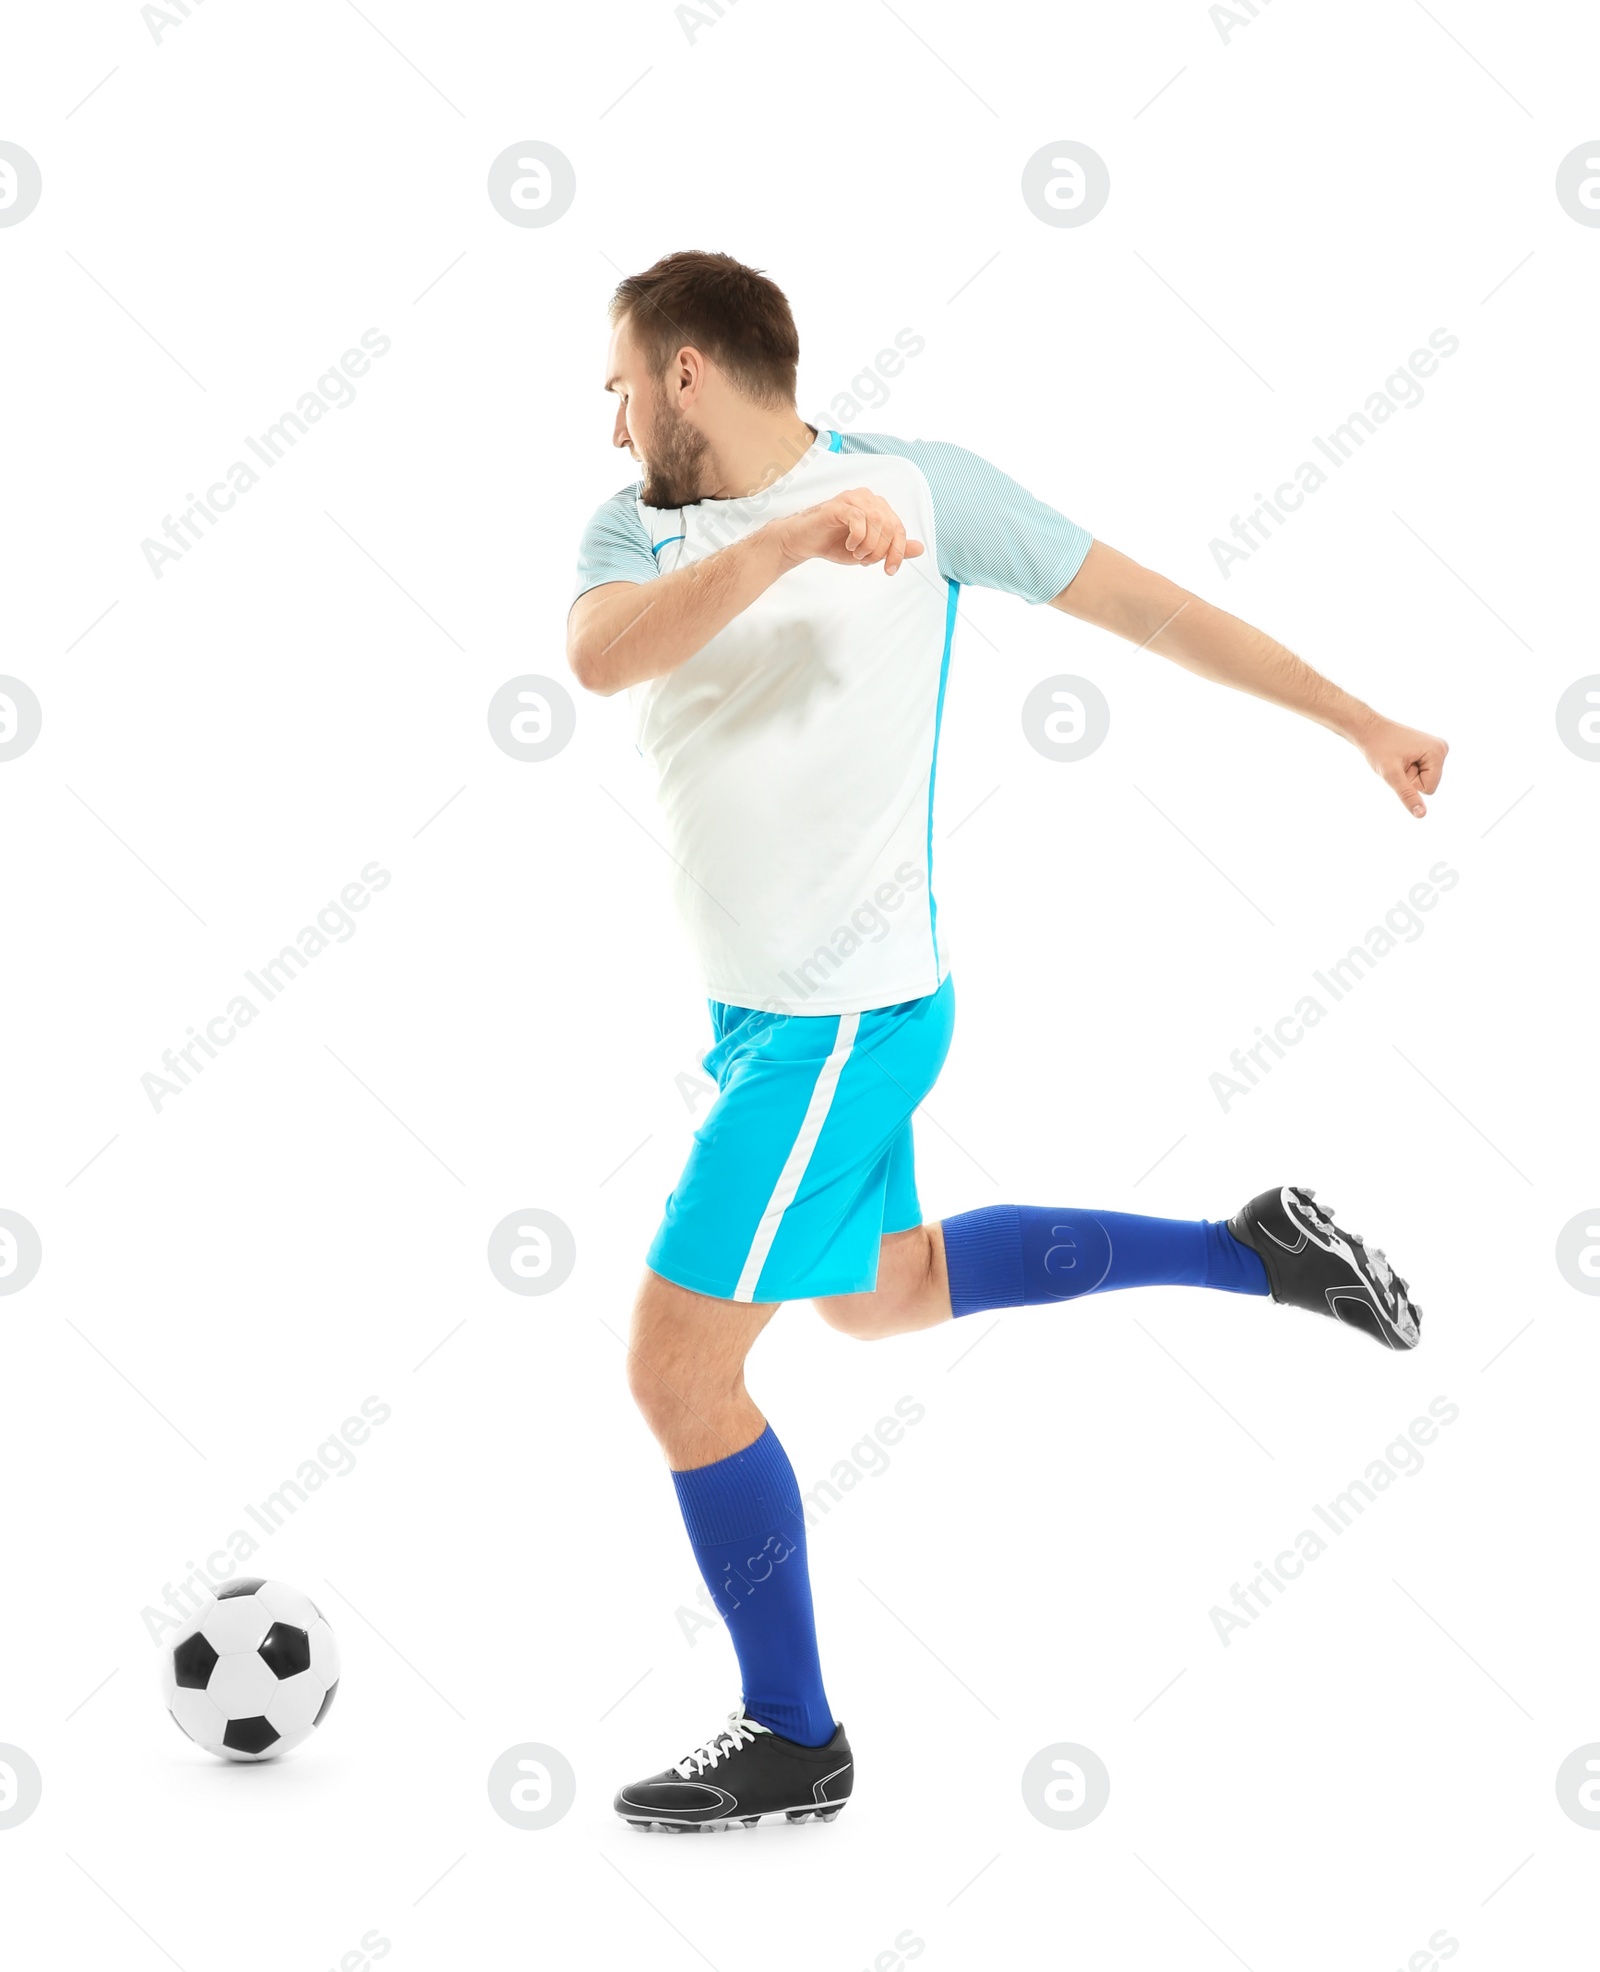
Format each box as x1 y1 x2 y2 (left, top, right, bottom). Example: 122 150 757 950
161 1578 340 1761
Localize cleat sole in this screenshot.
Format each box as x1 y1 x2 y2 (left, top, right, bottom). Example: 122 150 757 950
1288 1188 1420 1349
622 1802 849 1832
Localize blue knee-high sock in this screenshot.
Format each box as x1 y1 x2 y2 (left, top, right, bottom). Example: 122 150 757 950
670 1425 836 1747
941 1205 1269 1315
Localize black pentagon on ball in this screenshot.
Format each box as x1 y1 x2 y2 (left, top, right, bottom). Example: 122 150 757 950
215 1578 267 1600
313 1680 338 1727
257 1622 311 1680
222 1716 280 1756
173 1632 219 1689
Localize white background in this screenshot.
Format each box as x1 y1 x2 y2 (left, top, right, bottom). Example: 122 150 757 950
2 0 1597 1966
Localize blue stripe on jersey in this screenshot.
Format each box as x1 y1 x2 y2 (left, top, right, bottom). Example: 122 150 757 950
926 578 960 973
651 533 686 553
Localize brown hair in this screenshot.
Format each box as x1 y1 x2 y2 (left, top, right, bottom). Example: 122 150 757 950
610 250 799 406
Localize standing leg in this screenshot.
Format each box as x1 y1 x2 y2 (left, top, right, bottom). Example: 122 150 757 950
625 1268 836 1745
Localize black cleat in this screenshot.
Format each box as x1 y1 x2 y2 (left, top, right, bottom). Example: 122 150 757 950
614 1707 853 1831
1230 1185 1421 1350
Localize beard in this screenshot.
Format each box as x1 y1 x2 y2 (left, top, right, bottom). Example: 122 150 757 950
637 398 711 509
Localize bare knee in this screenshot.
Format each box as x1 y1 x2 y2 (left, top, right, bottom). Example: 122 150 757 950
625 1306 717 1437
625 1329 687 1436
624 1272 773 1460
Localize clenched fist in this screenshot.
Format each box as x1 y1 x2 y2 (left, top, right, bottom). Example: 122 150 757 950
770 489 925 576
1360 717 1449 818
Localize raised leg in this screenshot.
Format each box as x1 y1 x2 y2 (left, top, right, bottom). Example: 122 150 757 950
814 1207 1270 1341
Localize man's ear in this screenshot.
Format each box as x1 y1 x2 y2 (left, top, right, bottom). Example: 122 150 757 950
673 346 706 405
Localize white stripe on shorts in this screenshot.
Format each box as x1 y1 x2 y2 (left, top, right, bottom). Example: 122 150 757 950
732 1011 861 1303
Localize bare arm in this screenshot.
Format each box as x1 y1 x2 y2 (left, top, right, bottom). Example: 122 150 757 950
1053 540 1449 817
567 488 924 697
568 532 784 698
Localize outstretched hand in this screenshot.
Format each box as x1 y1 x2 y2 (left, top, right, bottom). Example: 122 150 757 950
1361 718 1449 818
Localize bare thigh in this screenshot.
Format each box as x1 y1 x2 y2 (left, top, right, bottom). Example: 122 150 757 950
811 1224 952 1341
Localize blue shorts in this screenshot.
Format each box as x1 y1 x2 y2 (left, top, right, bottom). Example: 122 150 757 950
647 976 956 1304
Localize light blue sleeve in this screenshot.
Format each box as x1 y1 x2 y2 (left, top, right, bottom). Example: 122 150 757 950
572 485 660 601
839 432 1093 603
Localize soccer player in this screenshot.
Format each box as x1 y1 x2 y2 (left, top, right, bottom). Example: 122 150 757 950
568 252 1447 1831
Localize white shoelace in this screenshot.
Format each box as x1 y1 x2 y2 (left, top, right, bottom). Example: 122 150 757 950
672 1709 771 1778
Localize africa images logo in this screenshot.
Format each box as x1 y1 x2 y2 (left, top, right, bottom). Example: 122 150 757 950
139 330 392 580
1207 330 1460 579
1211 861 1459 1111
1209 1397 1459 1646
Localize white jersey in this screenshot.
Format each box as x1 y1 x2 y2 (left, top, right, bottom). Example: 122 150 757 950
573 426 1091 1015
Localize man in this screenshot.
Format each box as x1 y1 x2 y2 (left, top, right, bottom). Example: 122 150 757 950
568 251 1447 1832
